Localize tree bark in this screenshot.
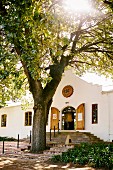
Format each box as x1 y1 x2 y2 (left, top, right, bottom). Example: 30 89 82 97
29 59 68 153
31 101 46 152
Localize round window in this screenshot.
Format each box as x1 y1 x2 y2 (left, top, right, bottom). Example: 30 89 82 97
62 85 73 98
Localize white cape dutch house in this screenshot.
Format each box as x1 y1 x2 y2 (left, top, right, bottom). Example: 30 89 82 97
0 69 113 142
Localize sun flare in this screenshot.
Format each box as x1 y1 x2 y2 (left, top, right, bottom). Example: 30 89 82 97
64 0 92 13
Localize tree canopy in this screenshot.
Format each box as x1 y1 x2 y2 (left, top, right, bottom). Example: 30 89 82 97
0 0 113 106
0 0 113 152
103 0 113 11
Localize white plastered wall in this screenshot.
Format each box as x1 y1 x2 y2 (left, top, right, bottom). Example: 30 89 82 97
109 92 113 141
50 69 112 141
101 91 113 142
0 104 33 139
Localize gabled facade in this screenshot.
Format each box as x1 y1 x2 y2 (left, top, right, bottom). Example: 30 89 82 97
0 69 113 142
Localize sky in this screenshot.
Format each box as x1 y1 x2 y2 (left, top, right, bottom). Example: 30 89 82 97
81 73 113 91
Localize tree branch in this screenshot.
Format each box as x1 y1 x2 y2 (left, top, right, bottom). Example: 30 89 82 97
83 49 113 53
0 1 7 16
71 21 83 52
78 40 105 53
69 60 92 66
104 0 113 5
14 45 31 81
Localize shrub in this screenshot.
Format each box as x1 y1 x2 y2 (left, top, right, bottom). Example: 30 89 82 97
0 136 16 141
51 143 113 169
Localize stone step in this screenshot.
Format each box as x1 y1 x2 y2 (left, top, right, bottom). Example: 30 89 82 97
46 131 104 146
43 145 74 155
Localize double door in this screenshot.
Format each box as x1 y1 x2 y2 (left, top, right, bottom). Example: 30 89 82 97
50 103 85 130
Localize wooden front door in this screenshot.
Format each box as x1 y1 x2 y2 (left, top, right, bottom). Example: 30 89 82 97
76 103 85 130
64 112 74 130
51 107 59 130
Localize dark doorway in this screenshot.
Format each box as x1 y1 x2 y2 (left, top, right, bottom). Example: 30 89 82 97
62 106 76 130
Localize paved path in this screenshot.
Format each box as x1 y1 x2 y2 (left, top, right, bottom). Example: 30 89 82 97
0 141 101 169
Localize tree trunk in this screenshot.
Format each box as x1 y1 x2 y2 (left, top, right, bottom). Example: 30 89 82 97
31 101 46 153
29 63 66 153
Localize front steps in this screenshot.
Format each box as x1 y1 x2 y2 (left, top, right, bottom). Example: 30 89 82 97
43 145 74 155
46 131 104 146
43 131 104 156
21 131 104 156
